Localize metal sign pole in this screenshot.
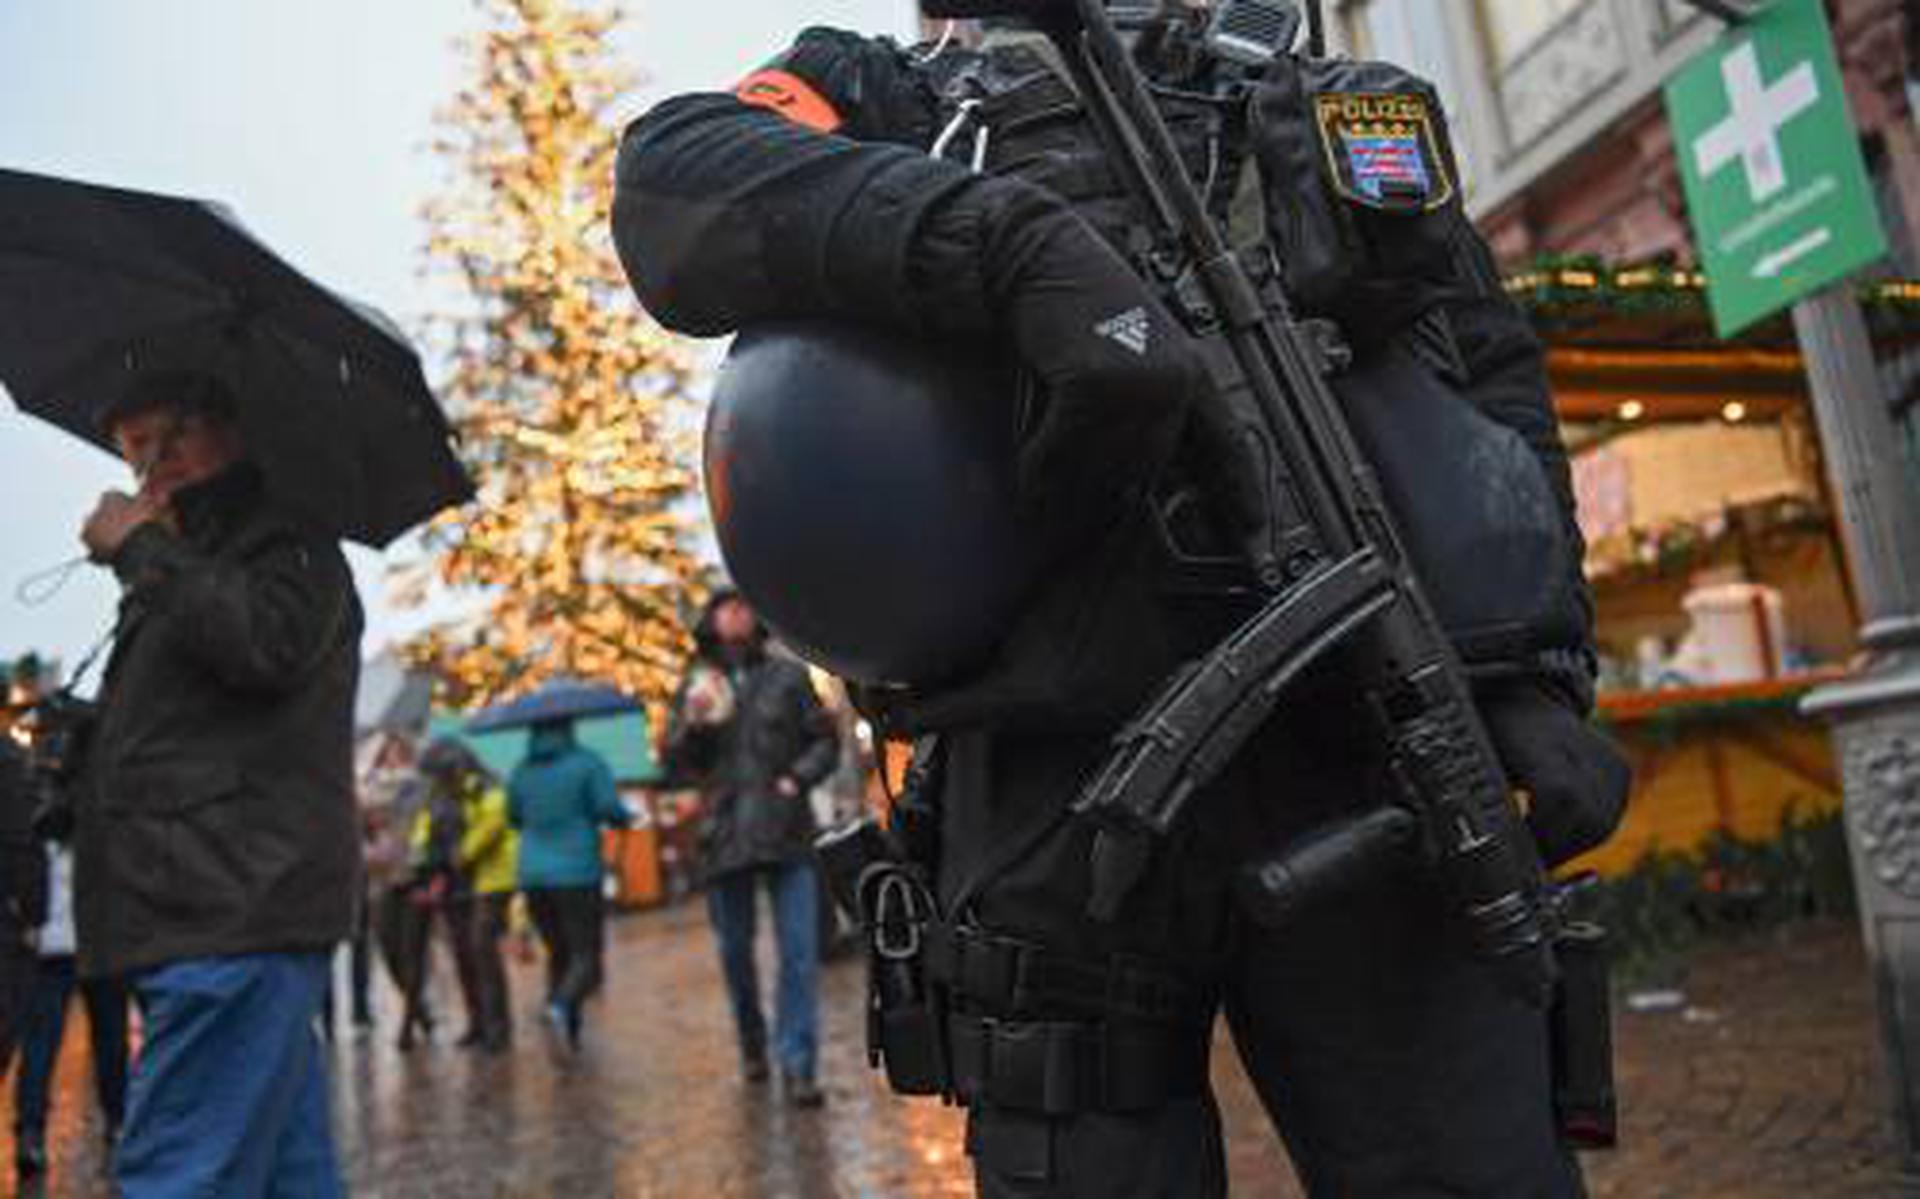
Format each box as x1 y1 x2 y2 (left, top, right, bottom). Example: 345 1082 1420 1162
1665 2 1920 1165
1795 284 1920 1175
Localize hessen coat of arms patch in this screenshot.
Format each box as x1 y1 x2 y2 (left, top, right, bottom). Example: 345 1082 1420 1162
1313 92 1455 213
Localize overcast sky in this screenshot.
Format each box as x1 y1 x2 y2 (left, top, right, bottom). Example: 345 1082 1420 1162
0 0 919 677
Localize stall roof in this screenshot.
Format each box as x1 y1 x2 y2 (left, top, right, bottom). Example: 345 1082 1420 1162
1505 261 1920 351
1505 261 1920 422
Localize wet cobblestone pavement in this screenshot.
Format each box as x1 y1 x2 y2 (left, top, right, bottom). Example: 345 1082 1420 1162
2 908 1907 1196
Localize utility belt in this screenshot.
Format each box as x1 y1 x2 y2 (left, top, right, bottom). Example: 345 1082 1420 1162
821 809 1618 1141
946 1013 1210 1115
817 817 1213 1115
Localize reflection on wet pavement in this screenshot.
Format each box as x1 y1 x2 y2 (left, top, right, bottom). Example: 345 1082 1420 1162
0 907 1899 1196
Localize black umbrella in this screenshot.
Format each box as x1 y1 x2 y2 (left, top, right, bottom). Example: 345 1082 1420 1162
0 168 472 548
464 679 644 734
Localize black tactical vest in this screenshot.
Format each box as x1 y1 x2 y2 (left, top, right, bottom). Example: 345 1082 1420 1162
861 35 1588 737
923 37 1244 264
851 37 1258 738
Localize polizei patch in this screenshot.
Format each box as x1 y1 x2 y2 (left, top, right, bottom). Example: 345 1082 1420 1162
1313 92 1454 212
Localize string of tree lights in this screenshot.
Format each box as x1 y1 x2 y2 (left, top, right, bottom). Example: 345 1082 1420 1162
399 0 705 715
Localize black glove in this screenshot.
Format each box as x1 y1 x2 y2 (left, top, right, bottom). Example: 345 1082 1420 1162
975 193 1205 545
1478 681 1631 868
744 27 935 143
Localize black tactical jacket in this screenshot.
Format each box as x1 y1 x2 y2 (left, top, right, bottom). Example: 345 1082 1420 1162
75 466 363 979
614 30 1596 730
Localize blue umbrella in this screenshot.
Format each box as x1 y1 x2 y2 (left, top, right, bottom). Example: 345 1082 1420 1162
463 679 643 734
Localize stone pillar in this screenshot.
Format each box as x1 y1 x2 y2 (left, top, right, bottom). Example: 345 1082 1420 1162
1795 284 1920 1175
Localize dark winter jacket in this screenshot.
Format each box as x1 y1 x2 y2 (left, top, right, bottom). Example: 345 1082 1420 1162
662 600 839 879
75 465 363 979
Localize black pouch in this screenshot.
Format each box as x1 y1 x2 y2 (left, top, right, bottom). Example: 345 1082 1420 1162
1329 342 1585 665
865 864 949 1095
816 811 951 1096
1250 56 1463 329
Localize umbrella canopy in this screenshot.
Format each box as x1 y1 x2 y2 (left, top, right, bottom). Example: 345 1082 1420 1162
464 679 644 734
0 168 472 548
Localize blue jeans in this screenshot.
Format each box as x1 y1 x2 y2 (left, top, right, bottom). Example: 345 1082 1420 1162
118 953 341 1198
14 956 128 1140
706 859 820 1081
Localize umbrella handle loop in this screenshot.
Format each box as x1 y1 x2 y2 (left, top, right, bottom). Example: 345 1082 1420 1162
14 555 119 694
14 555 88 608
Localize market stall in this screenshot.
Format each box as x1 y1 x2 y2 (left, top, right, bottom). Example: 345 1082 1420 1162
1510 260 1920 874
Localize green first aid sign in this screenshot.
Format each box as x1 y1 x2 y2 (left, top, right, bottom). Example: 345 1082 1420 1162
1664 0 1888 337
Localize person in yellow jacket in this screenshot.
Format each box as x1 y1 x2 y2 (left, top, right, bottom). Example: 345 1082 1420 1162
414 739 518 1053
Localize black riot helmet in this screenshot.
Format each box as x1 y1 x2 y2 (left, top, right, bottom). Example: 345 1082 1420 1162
704 322 1040 687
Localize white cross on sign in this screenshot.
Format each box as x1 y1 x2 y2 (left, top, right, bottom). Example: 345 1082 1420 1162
1692 41 1820 204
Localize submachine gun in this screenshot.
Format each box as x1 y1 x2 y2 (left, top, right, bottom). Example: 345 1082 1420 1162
920 0 1615 1144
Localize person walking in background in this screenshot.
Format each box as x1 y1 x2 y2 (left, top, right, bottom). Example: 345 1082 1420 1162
662 591 839 1107
0 661 50 1078
362 735 439 1051
341 775 380 1040
324 896 376 1043
508 717 629 1048
12 839 129 1186
415 739 517 1053
321 868 378 1044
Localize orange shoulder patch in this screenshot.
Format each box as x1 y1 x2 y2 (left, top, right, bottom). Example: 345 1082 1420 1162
733 69 843 134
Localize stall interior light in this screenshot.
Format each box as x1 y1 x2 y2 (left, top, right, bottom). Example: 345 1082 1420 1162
1617 400 1646 421
1722 401 1748 423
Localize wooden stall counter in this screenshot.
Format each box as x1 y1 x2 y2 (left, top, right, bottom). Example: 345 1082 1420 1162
1566 670 1848 876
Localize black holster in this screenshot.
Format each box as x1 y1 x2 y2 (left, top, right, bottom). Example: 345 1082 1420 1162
816 812 1217 1112
815 817 950 1095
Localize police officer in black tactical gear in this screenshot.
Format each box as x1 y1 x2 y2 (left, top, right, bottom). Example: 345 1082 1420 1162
613 5 1629 1195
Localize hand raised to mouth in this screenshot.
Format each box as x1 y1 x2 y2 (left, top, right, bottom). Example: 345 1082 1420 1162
80 488 167 563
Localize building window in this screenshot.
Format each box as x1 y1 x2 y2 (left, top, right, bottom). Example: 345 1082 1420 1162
1339 0 1478 191
1476 0 1589 67
1651 0 1704 38
1339 2 1466 109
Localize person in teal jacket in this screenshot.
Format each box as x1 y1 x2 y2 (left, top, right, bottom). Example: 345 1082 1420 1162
507 718 631 1046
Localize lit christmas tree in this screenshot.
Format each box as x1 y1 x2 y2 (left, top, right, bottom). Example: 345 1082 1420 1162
402 0 704 711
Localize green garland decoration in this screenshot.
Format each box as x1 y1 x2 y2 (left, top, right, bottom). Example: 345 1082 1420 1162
1589 805 1854 979
1585 494 1828 585
1504 254 1920 338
